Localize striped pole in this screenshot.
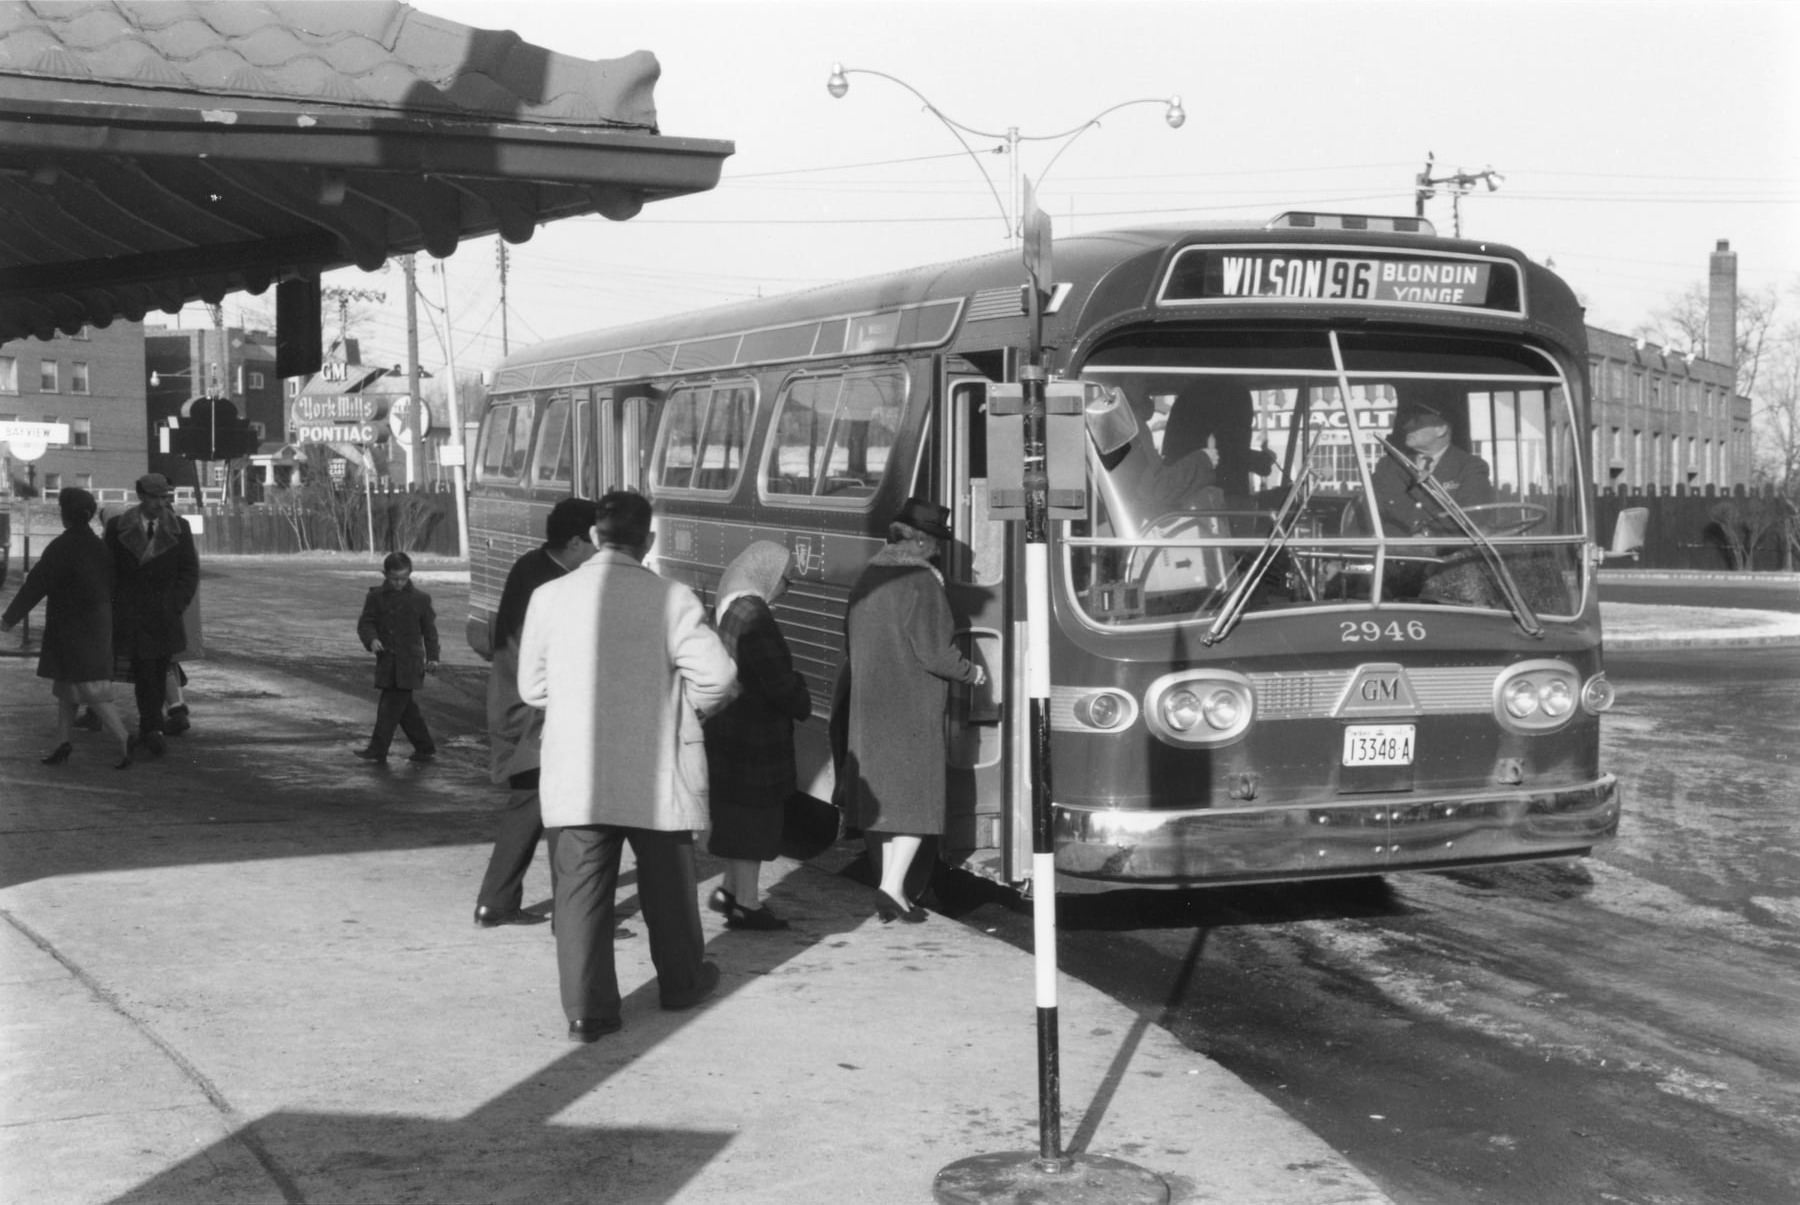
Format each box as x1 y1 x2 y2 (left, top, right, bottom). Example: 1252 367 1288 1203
1017 355 1065 1171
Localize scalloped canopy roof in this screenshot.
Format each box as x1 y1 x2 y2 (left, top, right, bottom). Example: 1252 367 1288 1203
0 1 733 343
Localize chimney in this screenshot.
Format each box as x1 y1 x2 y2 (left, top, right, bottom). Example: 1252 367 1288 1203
1708 239 1736 369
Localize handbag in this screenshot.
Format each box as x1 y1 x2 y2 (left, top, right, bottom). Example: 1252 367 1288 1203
779 790 841 861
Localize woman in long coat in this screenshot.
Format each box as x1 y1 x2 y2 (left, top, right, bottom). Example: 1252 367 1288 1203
703 541 812 931
0 488 132 767
842 498 984 923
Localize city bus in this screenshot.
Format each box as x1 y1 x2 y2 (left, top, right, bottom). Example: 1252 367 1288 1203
465 212 1620 893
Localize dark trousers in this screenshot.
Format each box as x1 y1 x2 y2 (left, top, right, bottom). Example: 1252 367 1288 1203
369 688 434 755
130 655 171 735
476 772 546 913
551 825 705 1023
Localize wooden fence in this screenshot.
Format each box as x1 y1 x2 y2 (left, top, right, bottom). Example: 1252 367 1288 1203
185 490 460 558
1595 485 1797 571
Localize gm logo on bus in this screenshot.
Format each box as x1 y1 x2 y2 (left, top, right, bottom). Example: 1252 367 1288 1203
1334 663 1422 717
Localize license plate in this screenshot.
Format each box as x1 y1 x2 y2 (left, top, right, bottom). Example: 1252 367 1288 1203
1343 724 1415 766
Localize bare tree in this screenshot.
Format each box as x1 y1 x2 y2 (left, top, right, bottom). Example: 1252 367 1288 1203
1644 282 1779 400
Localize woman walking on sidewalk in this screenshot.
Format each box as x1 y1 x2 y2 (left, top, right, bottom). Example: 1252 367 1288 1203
0 488 133 768
704 540 812 930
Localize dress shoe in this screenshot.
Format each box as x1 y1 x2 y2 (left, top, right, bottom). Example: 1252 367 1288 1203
73 709 102 732
568 1017 622 1043
42 742 73 765
114 753 133 771
724 901 790 931
132 732 166 758
407 749 436 763
353 747 387 761
474 905 549 928
661 960 722 1011
876 890 927 925
706 887 735 915
163 705 191 736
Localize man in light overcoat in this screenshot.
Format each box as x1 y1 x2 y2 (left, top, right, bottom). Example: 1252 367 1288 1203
517 490 737 1041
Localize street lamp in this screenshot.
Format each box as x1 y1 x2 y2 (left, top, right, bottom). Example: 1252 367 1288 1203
826 63 1184 241
830 62 1182 1204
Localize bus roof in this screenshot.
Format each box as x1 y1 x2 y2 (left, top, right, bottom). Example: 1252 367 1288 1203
490 218 1581 391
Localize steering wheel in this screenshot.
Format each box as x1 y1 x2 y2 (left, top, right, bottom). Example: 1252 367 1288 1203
1455 502 1549 536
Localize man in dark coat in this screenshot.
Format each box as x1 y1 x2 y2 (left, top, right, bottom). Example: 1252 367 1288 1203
103 472 200 757
1 488 134 766
841 497 984 923
355 551 440 762
474 496 597 928
1371 404 1494 536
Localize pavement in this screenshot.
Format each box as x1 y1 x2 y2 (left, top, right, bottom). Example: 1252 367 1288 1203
2 569 1796 1205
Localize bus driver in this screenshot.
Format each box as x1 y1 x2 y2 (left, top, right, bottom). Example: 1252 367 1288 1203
1371 404 1493 536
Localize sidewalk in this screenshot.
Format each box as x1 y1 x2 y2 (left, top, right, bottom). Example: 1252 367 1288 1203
0 648 1391 1205
1600 601 1800 650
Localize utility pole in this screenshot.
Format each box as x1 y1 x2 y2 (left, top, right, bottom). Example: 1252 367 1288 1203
320 285 387 358
496 238 510 356
1414 151 1503 237
404 254 421 489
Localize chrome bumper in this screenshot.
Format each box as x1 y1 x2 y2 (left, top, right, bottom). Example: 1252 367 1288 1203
1053 776 1620 884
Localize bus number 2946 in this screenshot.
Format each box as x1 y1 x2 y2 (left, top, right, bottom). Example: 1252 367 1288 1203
1340 620 1428 643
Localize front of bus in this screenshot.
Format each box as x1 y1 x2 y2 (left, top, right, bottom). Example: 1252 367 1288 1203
1047 217 1619 886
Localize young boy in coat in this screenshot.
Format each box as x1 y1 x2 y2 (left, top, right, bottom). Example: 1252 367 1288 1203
355 551 440 762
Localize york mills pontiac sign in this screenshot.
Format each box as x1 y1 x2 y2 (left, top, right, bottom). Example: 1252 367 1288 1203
292 394 383 444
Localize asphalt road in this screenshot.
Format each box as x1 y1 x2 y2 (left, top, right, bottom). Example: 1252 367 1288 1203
87 556 1800 1204
951 644 1800 1205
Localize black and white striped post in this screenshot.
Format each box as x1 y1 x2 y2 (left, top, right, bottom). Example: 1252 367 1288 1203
934 188 1168 1205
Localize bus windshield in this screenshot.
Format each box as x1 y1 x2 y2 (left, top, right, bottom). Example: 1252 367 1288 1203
1065 328 1587 630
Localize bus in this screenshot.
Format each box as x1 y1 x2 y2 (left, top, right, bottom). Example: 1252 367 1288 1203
466 211 1621 893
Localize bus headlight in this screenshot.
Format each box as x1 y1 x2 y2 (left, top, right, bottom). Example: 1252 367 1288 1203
1072 689 1137 732
1581 673 1616 714
1145 671 1254 746
1493 660 1582 733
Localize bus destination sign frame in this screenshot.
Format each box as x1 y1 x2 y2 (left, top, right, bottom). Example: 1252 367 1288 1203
1159 245 1524 316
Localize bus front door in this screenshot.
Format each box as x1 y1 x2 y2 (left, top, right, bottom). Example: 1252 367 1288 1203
940 374 1013 883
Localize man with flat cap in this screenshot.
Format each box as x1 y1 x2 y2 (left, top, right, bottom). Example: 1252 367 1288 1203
104 472 200 757
1371 404 1493 537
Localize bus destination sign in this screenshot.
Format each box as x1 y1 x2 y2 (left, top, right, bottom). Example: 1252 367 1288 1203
1161 247 1523 314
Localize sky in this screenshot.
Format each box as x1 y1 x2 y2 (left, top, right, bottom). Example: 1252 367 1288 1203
208 0 1800 379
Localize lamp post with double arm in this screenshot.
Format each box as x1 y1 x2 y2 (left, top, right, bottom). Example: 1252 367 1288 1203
828 64 1183 1205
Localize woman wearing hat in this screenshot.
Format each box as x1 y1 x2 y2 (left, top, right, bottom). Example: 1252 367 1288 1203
702 540 813 930
840 497 986 923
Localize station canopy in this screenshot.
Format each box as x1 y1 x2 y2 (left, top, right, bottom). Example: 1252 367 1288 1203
0 1 733 354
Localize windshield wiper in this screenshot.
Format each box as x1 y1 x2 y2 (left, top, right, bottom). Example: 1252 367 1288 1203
1378 442 1543 638
1202 466 1317 646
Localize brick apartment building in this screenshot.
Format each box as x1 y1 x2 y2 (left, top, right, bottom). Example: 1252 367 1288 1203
1585 240 1752 493
0 320 148 497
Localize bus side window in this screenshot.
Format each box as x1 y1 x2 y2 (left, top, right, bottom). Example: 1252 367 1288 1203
477 401 532 484
690 383 755 492
657 388 705 491
819 372 903 497
532 395 571 488
575 390 596 498
504 403 534 479
765 376 836 496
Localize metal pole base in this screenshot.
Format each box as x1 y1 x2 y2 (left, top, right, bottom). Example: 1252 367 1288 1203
933 1151 1169 1204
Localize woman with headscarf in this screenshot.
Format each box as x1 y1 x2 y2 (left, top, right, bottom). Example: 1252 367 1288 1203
841 498 986 923
703 540 813 930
